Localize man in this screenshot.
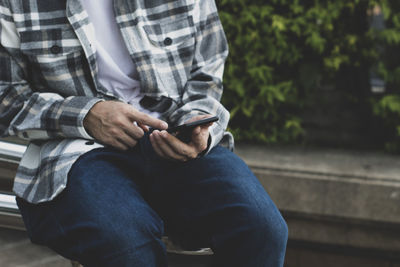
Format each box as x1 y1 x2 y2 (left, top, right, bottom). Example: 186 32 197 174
0 0 288 266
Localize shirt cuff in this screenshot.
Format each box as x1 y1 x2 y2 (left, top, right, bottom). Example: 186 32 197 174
77 98 105 140
202 122 222 156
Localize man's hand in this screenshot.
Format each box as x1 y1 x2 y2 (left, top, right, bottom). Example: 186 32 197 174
83 101 168 150
149 115 213 161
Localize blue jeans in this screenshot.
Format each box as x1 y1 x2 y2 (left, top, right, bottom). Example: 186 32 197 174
17 135 288 267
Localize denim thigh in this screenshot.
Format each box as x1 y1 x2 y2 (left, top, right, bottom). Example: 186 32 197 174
17 137 287 267
17 146 167 267
148 146 288 267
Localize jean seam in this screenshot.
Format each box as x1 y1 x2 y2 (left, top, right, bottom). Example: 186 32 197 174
85 239 167 267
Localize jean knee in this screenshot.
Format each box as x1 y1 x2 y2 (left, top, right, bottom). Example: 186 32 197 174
80 219 166 267
102 216 164 250
270 213 288 249
244 205 288 251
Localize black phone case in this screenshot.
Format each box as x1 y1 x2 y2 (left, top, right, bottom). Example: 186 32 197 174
167 116 219 134
168 116 219 143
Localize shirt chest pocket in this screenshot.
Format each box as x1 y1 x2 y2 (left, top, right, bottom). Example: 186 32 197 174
143 16 196 50
20 27 83 59
18 27 92 96
136 16 197 97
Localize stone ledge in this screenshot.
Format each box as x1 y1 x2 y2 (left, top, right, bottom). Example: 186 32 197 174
235 145 400 183
235 144 400 255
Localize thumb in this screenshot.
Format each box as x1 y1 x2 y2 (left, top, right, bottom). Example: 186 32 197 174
192 122 213 140
200 122 214 129
191 125 210 149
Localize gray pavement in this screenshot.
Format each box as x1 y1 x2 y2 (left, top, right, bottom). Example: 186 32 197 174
0 228 211 267
0 228 70 267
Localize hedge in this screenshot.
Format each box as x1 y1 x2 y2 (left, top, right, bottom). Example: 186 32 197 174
217 0 400 152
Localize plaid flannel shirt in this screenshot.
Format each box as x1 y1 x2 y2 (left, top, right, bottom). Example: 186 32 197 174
0 0 232 203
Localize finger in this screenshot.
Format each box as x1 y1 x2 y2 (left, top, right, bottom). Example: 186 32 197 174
156 131 189 161
111 116 144 140
194 126 201 135
127 108 168 130
117 132 138 148
191 126 202 143
110 139 129 151
191 126 209 152
200 121 214 129
123 122 145 140
151 131 183 161
106 128 135 150
153 131 189 161
160 131 198 160
150 132 168 159
138 122 149 132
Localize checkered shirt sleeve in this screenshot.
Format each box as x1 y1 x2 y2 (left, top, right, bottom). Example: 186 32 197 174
0 1 100 141
167 0 230 151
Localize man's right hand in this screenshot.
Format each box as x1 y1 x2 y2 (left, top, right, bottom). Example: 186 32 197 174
83 101 168 151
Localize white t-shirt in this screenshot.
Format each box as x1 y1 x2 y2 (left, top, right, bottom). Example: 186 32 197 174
81 0 160 118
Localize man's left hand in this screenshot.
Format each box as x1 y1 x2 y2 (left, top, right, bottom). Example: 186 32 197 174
150 115 212 162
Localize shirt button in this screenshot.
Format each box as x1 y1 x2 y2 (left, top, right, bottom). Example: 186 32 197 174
50 45 61 54
163 37 172 46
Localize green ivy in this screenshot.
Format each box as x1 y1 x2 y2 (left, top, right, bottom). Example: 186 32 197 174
372 0 400 152
217 0 400 152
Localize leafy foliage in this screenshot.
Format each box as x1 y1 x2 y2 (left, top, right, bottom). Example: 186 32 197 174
371 0 400 152
217 0 400 152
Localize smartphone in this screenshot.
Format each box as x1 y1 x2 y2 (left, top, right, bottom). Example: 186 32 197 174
167 116 219 134
165 116 218 143
149 116 218 142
